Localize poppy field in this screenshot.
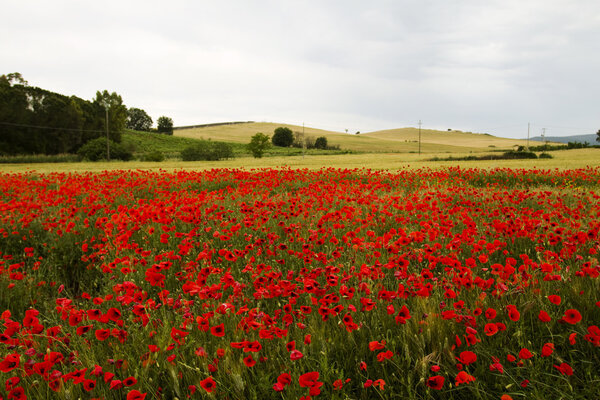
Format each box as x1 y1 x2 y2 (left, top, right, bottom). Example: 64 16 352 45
0 167 599 399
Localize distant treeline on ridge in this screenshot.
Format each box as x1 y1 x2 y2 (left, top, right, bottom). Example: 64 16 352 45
0 73 128 156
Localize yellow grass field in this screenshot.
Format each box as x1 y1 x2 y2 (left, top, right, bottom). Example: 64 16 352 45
175 122 535 153
2 148 598 174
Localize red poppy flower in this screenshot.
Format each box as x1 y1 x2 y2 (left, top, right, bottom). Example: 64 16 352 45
299 371 320 387
243 355 256 367
538 310 551 322
0 354 20 373
427 375 445 390
200 376 216 393
83 379 96 391
290 350 304 360
485 308 497 320
110 380 123 390
333 379 343 390
457 350 477 365
210 323 225 337
548 295 562 305
273 382 285 392
395 305 411 324
77 325 93 335
455 371 476 386
507 305 520 321
7 386 25 400
562 309 582 324
170 327 190 345
554 362 573 376
369 340 386 351
124 377 138 386
126 390 147 400
5 376 20 391
106 307 122 321
541 343 555 357
518 348 533 360
277 372 291 386
484 323 498 336
95 328 110 341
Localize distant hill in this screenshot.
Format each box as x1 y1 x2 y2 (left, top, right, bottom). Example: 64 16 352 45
528 134 597 144
175 122 531 153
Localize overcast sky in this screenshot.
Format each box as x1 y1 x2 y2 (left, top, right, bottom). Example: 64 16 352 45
2 0 599 138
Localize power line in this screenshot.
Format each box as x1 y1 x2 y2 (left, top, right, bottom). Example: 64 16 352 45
0 120 121 134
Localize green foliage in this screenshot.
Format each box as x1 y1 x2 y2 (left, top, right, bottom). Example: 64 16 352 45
93 90 127 143
0 73 107 155
272 126 293 147
0 153 80 164
141 151 165 162
596 129 600 142
77 137 133 161
314 136 328 149
127 107 153 131
247 132 271 158
180 141 234 161
502 150 538 159
538 152 553 159
157 116 174 135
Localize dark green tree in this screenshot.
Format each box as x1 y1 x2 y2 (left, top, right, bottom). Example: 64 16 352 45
93 90 127 143
157 116 174 135
314 136 328 149
596 129 600 143
77 137 132 161
248 133 271 158
272 127 293 147
127 108 153 131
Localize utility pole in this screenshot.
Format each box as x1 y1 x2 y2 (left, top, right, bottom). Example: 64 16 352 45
542 128 546 152
418 120 422 155
105 106 110 161
527 122 530 150
302 122 305 159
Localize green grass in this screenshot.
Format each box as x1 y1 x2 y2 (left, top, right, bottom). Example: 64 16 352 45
121 130 216 158
121 129 352 159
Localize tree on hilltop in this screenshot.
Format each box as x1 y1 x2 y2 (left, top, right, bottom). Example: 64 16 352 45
93 90 127 143
127 108 153 131
157 116 174 135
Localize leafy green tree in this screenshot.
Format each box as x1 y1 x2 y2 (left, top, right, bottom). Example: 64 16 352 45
596 129 600 143
127 108 153 131
157 116 174 135
315 136 328 149
272 126 293 147
248 133 271 158
93 90 127 143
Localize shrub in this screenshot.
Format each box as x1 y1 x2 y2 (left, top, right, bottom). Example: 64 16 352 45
539 152 553 159
141 151 165 162
248 133 271 158
180 141 233 161
272 127 293 147
77 137 133 161
314 136 328 149
502 150 537 159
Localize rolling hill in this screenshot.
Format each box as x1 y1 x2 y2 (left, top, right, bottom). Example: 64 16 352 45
528 134 597 144
174 122 532 153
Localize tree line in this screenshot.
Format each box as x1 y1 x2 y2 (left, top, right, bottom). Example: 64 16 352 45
0 73 173 156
